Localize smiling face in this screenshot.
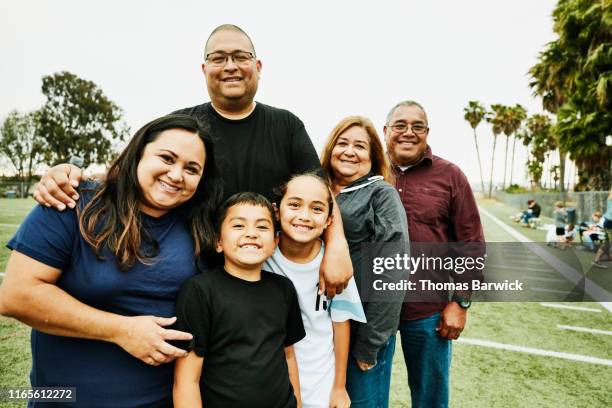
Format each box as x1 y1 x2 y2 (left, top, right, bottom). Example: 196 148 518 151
279 176 332 245
216 203 276 274
384 104 429 166
136 129 205 217
330 126 373 185
202 29 262 111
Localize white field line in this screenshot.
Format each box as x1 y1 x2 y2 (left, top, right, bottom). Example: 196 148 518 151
540 302 601 312
502 260 554 267
456 337 612 366
487 264 555 274
495 249 539 256
0 272 4 277
486 253 547 262
522 276 566 283
497 256 542 262
479 206 612 313
531 287 575 294
529 288 571 295
487 247 537 254
557 325 612 336
0 223 19 228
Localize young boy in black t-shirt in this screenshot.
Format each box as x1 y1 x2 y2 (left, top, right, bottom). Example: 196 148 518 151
173 192 305 408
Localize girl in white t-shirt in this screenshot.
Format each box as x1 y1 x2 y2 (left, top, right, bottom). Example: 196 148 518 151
265 173 366 408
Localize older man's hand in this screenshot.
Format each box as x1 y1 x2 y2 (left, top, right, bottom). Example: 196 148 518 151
436 301 467 340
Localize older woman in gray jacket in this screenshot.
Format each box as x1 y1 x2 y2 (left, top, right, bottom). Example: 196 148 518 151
321 116 409 408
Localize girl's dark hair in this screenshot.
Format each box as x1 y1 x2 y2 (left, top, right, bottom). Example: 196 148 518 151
273 172 334 216
215 192 277 235
78 113 223 270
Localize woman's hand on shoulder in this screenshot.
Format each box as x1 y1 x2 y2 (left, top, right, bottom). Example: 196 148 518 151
112 315 192 365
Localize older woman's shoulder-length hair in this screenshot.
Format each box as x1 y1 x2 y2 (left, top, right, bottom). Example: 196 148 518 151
320 116 393 185
78 113 223 271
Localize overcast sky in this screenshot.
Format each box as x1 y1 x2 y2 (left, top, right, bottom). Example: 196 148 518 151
1 0 559 187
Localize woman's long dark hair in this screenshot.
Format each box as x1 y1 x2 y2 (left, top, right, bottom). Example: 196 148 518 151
78 114 223 270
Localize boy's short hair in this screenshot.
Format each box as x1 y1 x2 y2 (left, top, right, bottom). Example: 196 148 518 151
215 192 277 234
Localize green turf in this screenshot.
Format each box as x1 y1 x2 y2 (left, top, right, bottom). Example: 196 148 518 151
0 198 37 272
0 317 31 388
1 198 611 407
450 341 611 408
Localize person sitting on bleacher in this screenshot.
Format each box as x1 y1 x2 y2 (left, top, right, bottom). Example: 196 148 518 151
581 211 604 251
520 199 541 226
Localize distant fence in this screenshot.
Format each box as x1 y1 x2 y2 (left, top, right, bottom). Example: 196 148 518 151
0 181 37 198
495 190 609 222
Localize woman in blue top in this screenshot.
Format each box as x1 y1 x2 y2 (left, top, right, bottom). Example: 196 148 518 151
0 114 222 407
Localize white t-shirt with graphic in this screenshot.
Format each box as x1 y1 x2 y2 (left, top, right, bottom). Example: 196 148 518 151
264 244 366 408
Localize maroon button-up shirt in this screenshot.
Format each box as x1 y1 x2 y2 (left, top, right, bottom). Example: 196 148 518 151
393 146 484 320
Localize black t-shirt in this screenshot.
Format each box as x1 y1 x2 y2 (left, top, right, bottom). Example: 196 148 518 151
174 267 306 408
174 102 321 201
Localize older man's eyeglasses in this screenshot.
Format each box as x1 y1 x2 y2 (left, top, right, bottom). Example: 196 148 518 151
390 123 428 135
205 51 254 67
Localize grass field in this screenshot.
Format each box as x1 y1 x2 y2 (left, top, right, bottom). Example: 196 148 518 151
0 198 611 407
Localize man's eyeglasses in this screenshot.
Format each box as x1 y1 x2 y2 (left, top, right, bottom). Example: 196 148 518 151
389 123 428 135
205 51 254 67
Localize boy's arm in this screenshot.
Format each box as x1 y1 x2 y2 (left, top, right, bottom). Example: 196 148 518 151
173 351 204 408
320 194 353 298
330 321 351 408
284 345 302 408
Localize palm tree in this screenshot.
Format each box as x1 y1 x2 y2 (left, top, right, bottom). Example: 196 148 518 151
499 105 512 190
507 104 527 186
529 0 611 190
463 101 487 195
486 104 506 198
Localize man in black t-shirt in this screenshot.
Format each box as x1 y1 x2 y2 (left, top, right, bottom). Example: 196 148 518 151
33 24 352 298
173 102 318 203
174 24 321 202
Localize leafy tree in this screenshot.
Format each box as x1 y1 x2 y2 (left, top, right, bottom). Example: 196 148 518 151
525 114 555 188
37 71 129 166
486 104 506 198
529 0 611 190
463 100 487 195
0 110 45 197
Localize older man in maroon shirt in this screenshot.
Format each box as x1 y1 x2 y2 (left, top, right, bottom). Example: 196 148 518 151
383 100 484 408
